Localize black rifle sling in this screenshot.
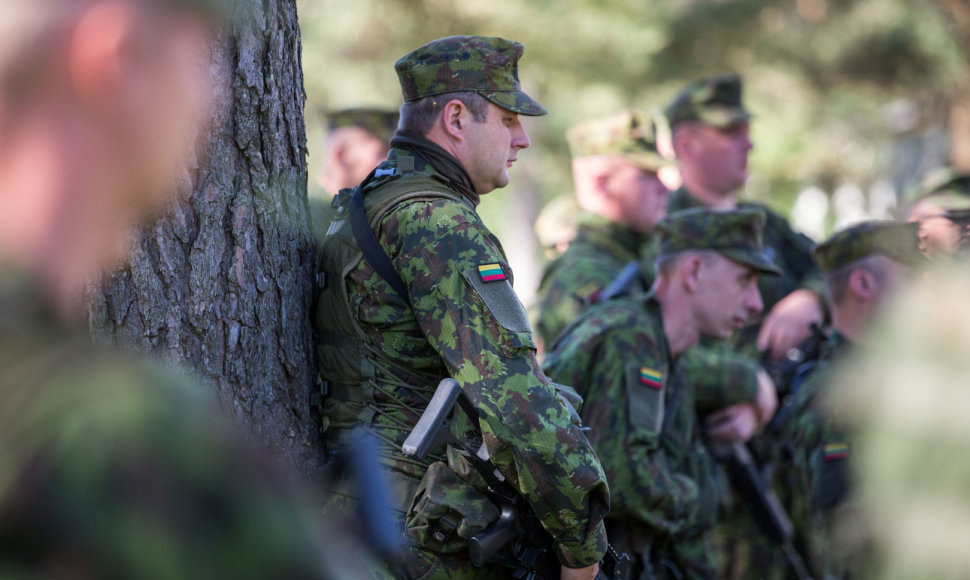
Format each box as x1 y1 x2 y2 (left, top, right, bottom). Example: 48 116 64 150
347 171 412 306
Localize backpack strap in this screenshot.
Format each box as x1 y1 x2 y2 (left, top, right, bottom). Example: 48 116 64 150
347 167 412 305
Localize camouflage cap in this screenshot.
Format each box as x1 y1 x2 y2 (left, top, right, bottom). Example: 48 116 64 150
326 108 400 143
814 221 925 273
913 169 970 212
394 35 547 116
665 73 751 130
566 111 671 172
656 207 782 276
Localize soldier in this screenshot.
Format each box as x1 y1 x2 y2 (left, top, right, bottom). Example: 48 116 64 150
544 208 782 580
905 171 970 260
313 36 609 579
311 107 399 244
662 73 826 579
0 0 336 577
777 221 924 578
535 111 670 347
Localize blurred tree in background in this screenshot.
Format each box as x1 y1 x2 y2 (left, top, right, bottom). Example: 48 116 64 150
299 0 968 302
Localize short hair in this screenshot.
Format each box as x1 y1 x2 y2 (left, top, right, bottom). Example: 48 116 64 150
654 249 720 278
824 254 893 304
398 92 490 136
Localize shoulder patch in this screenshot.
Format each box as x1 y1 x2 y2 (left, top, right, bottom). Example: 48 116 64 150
462 264 531 333
627 363 666 437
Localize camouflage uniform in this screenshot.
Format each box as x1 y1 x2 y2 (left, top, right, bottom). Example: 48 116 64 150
544 209 781 580
660 74 825 580
535 111 667 347
0 270 337 579
774 221 925 579
314 36 609 578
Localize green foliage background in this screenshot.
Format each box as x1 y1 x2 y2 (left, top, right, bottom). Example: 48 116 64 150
298 0 966 246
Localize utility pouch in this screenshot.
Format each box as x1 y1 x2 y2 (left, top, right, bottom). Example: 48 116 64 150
405 461 500 554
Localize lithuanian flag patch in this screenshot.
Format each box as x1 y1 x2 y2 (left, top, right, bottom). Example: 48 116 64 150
639 367 663 389
823 443 849 461
478 263 507 283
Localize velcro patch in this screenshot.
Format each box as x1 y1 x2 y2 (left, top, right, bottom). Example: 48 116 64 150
462 264 530 333
639 367 664 389
478 263 507 283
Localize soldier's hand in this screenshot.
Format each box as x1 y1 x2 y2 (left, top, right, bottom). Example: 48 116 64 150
705 403 759 443
561 563 599 579
754 368 779 425
756 289 824 361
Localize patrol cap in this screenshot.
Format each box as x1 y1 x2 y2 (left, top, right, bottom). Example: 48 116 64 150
665 73 752 130
656 207 782 276
814 221 925 273
913 169 970 212
567 111 671 172
394 35 547 116
326 108 399 144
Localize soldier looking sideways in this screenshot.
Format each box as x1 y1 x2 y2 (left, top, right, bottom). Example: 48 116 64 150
313 36 610 580
544 208 782 580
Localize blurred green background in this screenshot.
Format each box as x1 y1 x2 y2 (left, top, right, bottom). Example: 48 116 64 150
298 0 969 303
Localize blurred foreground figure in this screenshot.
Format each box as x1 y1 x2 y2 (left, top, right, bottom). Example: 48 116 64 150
828 264 970 580
0 1 333 577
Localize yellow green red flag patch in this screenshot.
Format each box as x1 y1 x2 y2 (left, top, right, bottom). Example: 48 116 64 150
823 442 849 461
478 263 507 282
639 367 663 389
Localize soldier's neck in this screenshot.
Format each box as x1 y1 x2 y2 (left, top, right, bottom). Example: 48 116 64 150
682 174 738 210
655 285 699 357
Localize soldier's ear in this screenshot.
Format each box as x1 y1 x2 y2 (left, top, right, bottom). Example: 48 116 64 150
439 99 467 141
682 255 702 292
849 268 875 302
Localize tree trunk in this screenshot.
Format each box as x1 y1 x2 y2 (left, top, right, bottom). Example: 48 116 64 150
88 0 322 478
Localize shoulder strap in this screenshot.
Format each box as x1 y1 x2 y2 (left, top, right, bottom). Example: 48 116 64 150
348 175 412 305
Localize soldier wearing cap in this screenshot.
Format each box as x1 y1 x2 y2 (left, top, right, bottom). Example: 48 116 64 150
535 111 671 347
660 74 826 579
313 36 609 579
772 221 925 579
544 208 781 580
310 108 399 245
906 170 970 260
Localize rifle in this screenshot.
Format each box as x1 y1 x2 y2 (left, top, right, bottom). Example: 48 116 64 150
403 378 631 580
709 442 813 580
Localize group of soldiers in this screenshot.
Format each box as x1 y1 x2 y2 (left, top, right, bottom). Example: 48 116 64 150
311 35 970 580
3 1 969 576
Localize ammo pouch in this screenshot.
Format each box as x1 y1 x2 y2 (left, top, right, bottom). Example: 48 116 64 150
405 461 500 554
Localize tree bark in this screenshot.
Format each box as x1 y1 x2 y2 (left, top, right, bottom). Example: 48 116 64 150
88 0 322 478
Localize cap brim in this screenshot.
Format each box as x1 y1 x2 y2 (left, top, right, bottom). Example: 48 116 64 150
698 106 752 129
721 249 783 277
625 151 676 173
484 90 548 116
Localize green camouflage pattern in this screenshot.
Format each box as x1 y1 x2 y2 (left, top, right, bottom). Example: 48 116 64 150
912 167 970 203
665 73 752 129
656 207 783 276
395 36 547 116
535 213 648 346
567 111 670 171
654 188 824 580
775 331 853 580
326 107 400 144
813 221 924 273
543 295 719 580
0 271 339 580
314 148 609 574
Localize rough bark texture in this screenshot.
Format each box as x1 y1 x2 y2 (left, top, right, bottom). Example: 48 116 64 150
88 0 322 477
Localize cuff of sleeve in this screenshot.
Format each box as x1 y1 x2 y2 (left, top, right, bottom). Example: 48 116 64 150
691 352 760 412
554 519 608 569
